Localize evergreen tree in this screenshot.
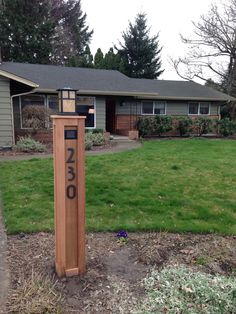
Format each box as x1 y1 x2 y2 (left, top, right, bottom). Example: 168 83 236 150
94 47 125 72
103 48 122 70
50 0 93 66
94 48 104 69
116 13 164 79
0 0 54 63
77 45 93 68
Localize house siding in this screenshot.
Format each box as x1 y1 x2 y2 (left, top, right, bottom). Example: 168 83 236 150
0 76 13 147
116 100 220 116
166 102 188 115
210 104 218 115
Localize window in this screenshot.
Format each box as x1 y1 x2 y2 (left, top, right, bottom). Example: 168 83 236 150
142 102 153 114
48 95 59 128
189 103 198 115
20 94 45 128
142 101 166 115
154 102 165 115
189 102 210 115
48 95 59 113
76 97 95 128
199 102 210 115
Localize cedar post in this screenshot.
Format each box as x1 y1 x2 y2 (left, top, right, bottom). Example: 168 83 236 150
52 115 86 277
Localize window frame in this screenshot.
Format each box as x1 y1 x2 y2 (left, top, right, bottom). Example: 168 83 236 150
188 102 211 116
46 94 59 129
142 101 166 115
76 96 96 129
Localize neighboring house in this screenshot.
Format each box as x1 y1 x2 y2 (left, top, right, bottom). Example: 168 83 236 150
0 61 234 147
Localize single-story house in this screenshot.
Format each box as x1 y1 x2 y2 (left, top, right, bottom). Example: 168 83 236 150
0 61 234 147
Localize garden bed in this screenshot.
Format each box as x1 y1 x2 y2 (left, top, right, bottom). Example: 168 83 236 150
6 232 236 313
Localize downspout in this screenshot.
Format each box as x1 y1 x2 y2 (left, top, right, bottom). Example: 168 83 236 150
10 88 37 145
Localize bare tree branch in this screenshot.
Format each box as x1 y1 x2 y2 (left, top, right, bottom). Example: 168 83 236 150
173 0 236 100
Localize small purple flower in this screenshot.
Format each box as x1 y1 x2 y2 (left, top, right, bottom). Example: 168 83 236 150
116 230 128 239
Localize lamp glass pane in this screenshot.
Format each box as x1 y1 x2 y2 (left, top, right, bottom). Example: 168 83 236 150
62 90 69 99
63 99 75 112
69 91 76 99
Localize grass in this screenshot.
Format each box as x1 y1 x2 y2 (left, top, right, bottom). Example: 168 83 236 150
1 139 236 234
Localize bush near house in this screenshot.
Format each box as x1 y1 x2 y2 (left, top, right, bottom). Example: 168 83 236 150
136 116 218 137
194 117 213 136
85 132 105 150
153 116 173 136
176 116 193 136
136 116 173 136
14 136 46 153
218 118 236 137
22 105 52 130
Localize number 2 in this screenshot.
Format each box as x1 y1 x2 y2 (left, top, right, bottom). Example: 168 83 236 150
66 148 75 163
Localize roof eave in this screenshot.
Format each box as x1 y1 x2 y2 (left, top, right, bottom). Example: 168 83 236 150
0 69 39 88
35 88 233 101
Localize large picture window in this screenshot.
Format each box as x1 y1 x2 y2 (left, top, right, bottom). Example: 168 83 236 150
76 97 95 128
142 101 166 115
189 102 210 115
20 94 45 128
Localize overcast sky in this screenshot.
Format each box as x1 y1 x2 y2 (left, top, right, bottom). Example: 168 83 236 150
82 0 222 82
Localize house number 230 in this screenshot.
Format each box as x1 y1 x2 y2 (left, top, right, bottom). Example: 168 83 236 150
66 147 76 199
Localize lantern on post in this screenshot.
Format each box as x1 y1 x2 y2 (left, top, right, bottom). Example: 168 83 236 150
52 87 86 277
57 87 77 115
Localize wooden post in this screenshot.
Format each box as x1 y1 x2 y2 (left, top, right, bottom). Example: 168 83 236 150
52 115 86 277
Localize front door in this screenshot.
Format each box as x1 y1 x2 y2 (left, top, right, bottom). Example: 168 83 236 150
106 100 116 133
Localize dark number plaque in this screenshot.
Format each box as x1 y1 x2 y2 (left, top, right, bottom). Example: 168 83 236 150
66 147 76 199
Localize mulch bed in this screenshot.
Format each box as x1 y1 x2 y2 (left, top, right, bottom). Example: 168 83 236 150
0 144 112 157
6 232 236 313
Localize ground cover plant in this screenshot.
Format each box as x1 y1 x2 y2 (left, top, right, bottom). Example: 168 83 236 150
1 139 236 234
133 266 236 313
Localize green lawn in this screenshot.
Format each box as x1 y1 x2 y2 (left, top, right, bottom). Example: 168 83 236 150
1 139 236 234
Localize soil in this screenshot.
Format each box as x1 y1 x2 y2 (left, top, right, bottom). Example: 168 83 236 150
6 232 236 313
0 143 113 157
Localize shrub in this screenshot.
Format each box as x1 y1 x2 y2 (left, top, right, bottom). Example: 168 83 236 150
91 133 105 146
136 116 172 137
176 116 193 136
218 118 236 137
92 128 104 134
136 117 153 137
15 137 46 152
85 135 93 150
133 266 236 314
194 117 213 136
153 116 172 136
22 105 51 130
85 132 105 150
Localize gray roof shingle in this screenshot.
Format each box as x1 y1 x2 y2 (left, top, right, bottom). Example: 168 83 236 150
0 62 233 101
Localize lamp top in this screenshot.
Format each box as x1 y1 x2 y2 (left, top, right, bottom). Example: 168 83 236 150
57 87 78 92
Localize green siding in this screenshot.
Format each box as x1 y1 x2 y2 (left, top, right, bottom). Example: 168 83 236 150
96 97 105 129
116 101 142 114
116 100 220 116
210 104 218 115
166 102 188 115
0 76 13 147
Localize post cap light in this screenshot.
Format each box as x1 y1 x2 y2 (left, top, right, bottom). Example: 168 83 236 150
57 87 77 115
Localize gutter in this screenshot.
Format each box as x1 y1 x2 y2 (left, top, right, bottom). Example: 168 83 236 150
34 88 233 101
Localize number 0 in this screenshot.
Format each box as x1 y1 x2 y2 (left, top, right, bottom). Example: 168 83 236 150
66 185 76 199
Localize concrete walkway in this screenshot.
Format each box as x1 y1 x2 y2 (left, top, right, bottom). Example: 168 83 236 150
0 205 9 314
0 140 142 161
